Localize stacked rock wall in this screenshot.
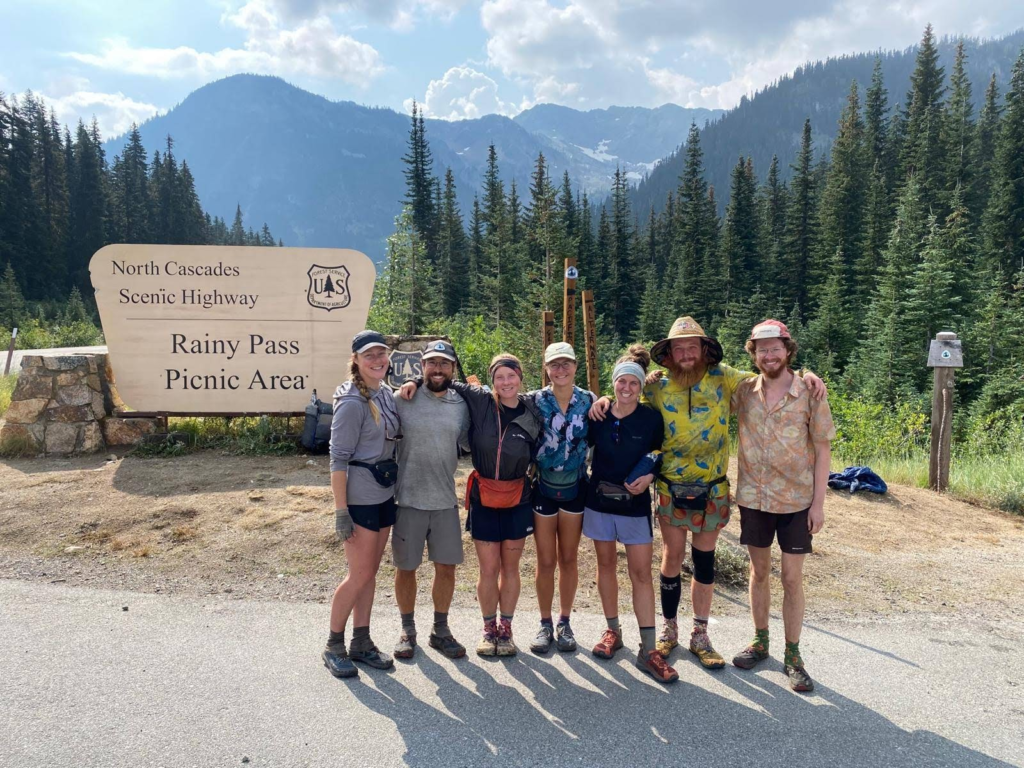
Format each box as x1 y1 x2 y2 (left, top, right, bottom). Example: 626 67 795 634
0 353 156 456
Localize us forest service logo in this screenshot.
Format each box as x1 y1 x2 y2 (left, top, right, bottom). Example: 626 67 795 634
387 351 423 389
307 264 352 311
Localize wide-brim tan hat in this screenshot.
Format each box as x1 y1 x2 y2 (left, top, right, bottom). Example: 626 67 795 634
651 316 714 365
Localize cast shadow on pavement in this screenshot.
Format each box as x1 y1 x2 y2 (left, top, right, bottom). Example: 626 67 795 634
341 646 1011 768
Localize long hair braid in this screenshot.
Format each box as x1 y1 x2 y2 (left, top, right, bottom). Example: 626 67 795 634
349 354 380 424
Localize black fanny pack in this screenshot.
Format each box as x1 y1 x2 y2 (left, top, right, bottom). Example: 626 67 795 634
665 475 727 511
350 458 399 488
595 481 634 514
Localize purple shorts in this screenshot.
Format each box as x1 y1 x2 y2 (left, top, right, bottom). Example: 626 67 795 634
582 508 653 545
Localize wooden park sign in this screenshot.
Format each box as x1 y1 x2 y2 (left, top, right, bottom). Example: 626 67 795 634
90 244 376 413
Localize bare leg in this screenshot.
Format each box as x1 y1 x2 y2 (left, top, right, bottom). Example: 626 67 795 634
329 525 389 633
658 518 687 579
395 567 417 616
351 526 391 627
747 546 772 631
625 543 655 628
498 538 525 615
533 513 558 620
475 540 501 617
432 563 456 614
556 511 583 618
780 553 806 643
594 540 619 619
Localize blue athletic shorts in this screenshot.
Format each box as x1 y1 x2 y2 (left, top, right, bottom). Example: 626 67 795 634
582 507 653 545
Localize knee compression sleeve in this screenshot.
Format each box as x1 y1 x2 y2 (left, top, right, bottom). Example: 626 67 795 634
691 547 715 585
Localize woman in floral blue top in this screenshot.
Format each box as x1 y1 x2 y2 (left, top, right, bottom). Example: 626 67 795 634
527 342 595 654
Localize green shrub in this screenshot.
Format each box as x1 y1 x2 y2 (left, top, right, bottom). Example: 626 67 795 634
0 373 16 417
2 318 105 350
828 391 929 463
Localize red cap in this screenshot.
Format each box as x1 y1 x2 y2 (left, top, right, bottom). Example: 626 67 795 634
749 319 791 341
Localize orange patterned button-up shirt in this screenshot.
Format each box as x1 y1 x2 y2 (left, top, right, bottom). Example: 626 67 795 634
733 373 836 515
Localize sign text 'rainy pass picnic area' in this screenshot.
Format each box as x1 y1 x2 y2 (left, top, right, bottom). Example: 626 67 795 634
90 245 375 413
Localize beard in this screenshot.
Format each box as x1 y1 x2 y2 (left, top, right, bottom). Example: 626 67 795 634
761 362 786 380
426 374 452 392
666 359 706 389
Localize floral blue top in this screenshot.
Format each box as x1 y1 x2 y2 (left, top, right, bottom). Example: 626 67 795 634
532 386 594 473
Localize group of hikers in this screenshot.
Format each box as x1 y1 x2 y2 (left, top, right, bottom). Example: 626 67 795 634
322 315 835 693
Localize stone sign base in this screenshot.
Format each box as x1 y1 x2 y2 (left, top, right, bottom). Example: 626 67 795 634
0 354 159 456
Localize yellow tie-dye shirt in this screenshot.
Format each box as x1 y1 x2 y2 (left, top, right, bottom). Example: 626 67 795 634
643 363 752 495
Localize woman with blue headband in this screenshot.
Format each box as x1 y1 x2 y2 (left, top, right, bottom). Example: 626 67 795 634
584 344 678 684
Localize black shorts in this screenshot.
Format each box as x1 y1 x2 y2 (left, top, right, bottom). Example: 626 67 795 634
467 501 535 542
739 506 813 554
531 477 587 516
349 497 397 532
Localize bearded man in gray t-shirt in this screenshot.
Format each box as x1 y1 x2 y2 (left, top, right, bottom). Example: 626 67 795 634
392 340 471 659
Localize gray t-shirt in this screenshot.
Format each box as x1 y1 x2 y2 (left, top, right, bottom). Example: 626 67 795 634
395 385 470 510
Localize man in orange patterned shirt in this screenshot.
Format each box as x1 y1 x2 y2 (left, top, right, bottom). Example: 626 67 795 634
730 320 834 693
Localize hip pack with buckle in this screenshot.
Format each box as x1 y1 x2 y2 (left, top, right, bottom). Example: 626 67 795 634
466 471 525 509
663 475 727 511
350 458 399 488
538 467 582 501
594 481 633 514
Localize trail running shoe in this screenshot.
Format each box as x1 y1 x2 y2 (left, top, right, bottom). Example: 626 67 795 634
786 664 815 693
429 632 467 659
689 629 725 670
592 628 624 660
732 644 769 670
636 647 679 684
393 632 417 659
349 644 394 670
655 619 678 659
476 624 498 657
496 620 518 657
555 621 578 652
530 624 555 655
322 647 358 679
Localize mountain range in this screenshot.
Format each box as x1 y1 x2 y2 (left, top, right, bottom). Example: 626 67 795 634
104 28 1024 261
105 77 719 260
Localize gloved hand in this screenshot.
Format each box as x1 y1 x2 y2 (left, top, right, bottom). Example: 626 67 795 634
335 508 354 541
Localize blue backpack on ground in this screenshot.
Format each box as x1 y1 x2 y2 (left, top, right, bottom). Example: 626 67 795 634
828 466 888 494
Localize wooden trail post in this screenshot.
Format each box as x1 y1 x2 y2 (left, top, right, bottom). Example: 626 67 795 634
4 327 16 376
581 290 599 394
563 259 578 345
541 310 555 386
927 331 963 492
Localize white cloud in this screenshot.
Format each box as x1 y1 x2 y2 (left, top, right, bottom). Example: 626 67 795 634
478 0 1024 112
256 0 468 29
410 65 532 120
20 77 163 139
66 1 385 86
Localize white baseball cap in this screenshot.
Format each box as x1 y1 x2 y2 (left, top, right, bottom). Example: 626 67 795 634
544 342 576 364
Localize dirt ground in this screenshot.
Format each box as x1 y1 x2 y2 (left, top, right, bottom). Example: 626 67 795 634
2 451 1024 625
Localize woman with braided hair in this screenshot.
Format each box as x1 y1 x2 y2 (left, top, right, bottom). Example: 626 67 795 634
399 353 542 658
323 331 402 679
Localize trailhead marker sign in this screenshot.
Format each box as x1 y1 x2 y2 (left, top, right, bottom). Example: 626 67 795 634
90 244 376 413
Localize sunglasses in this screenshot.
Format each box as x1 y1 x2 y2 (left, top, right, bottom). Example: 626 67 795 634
611 419 621 445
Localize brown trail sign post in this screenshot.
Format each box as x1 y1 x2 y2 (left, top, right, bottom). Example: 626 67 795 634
563 259 578 344
541 310 555 386
582 290 599 394
927 331 963 492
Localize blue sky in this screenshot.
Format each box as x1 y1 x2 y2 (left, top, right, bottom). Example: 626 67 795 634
3 0 1023 139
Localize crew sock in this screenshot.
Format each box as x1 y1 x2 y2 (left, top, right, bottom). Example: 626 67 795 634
693 616 709 634
327 630 346 651
639 626 656 653
785 641 803 667
752 627 769 653
540 616 554 629
350 625 372 652
433 610 453 638
660 574 682 620
606 616 621 632
557 614 571 626
400 611 416 637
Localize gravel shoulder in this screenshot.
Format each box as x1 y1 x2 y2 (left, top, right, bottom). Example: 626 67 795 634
3 452 1023 624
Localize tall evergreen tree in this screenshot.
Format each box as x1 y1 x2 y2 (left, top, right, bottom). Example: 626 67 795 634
68 120 107 293
783 119 818 316
899 24 947 211
401 102 436 257
437 167 469 315
864 58 889 176
974 74 1001 224
719 156 760 306
0 262 26 327
757 155 787 291
943 41 976 207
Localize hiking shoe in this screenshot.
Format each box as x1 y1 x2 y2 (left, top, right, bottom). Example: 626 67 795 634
322 648 358 679
732 644 769 670
496 621 518 657
636 647 679 684
555 622 577 652
349 644 394 670
429 632 467 659
592 628 624 660
393 632 417 660
689 630 725 670
786 664 815 693
476 625 498 657
530 624 555 654
655 619 678 658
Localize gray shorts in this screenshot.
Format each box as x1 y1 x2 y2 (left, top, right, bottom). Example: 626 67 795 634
582 507 653 545
392 506 464 570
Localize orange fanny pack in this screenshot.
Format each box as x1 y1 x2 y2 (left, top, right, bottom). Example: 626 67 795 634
465 470 525 509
